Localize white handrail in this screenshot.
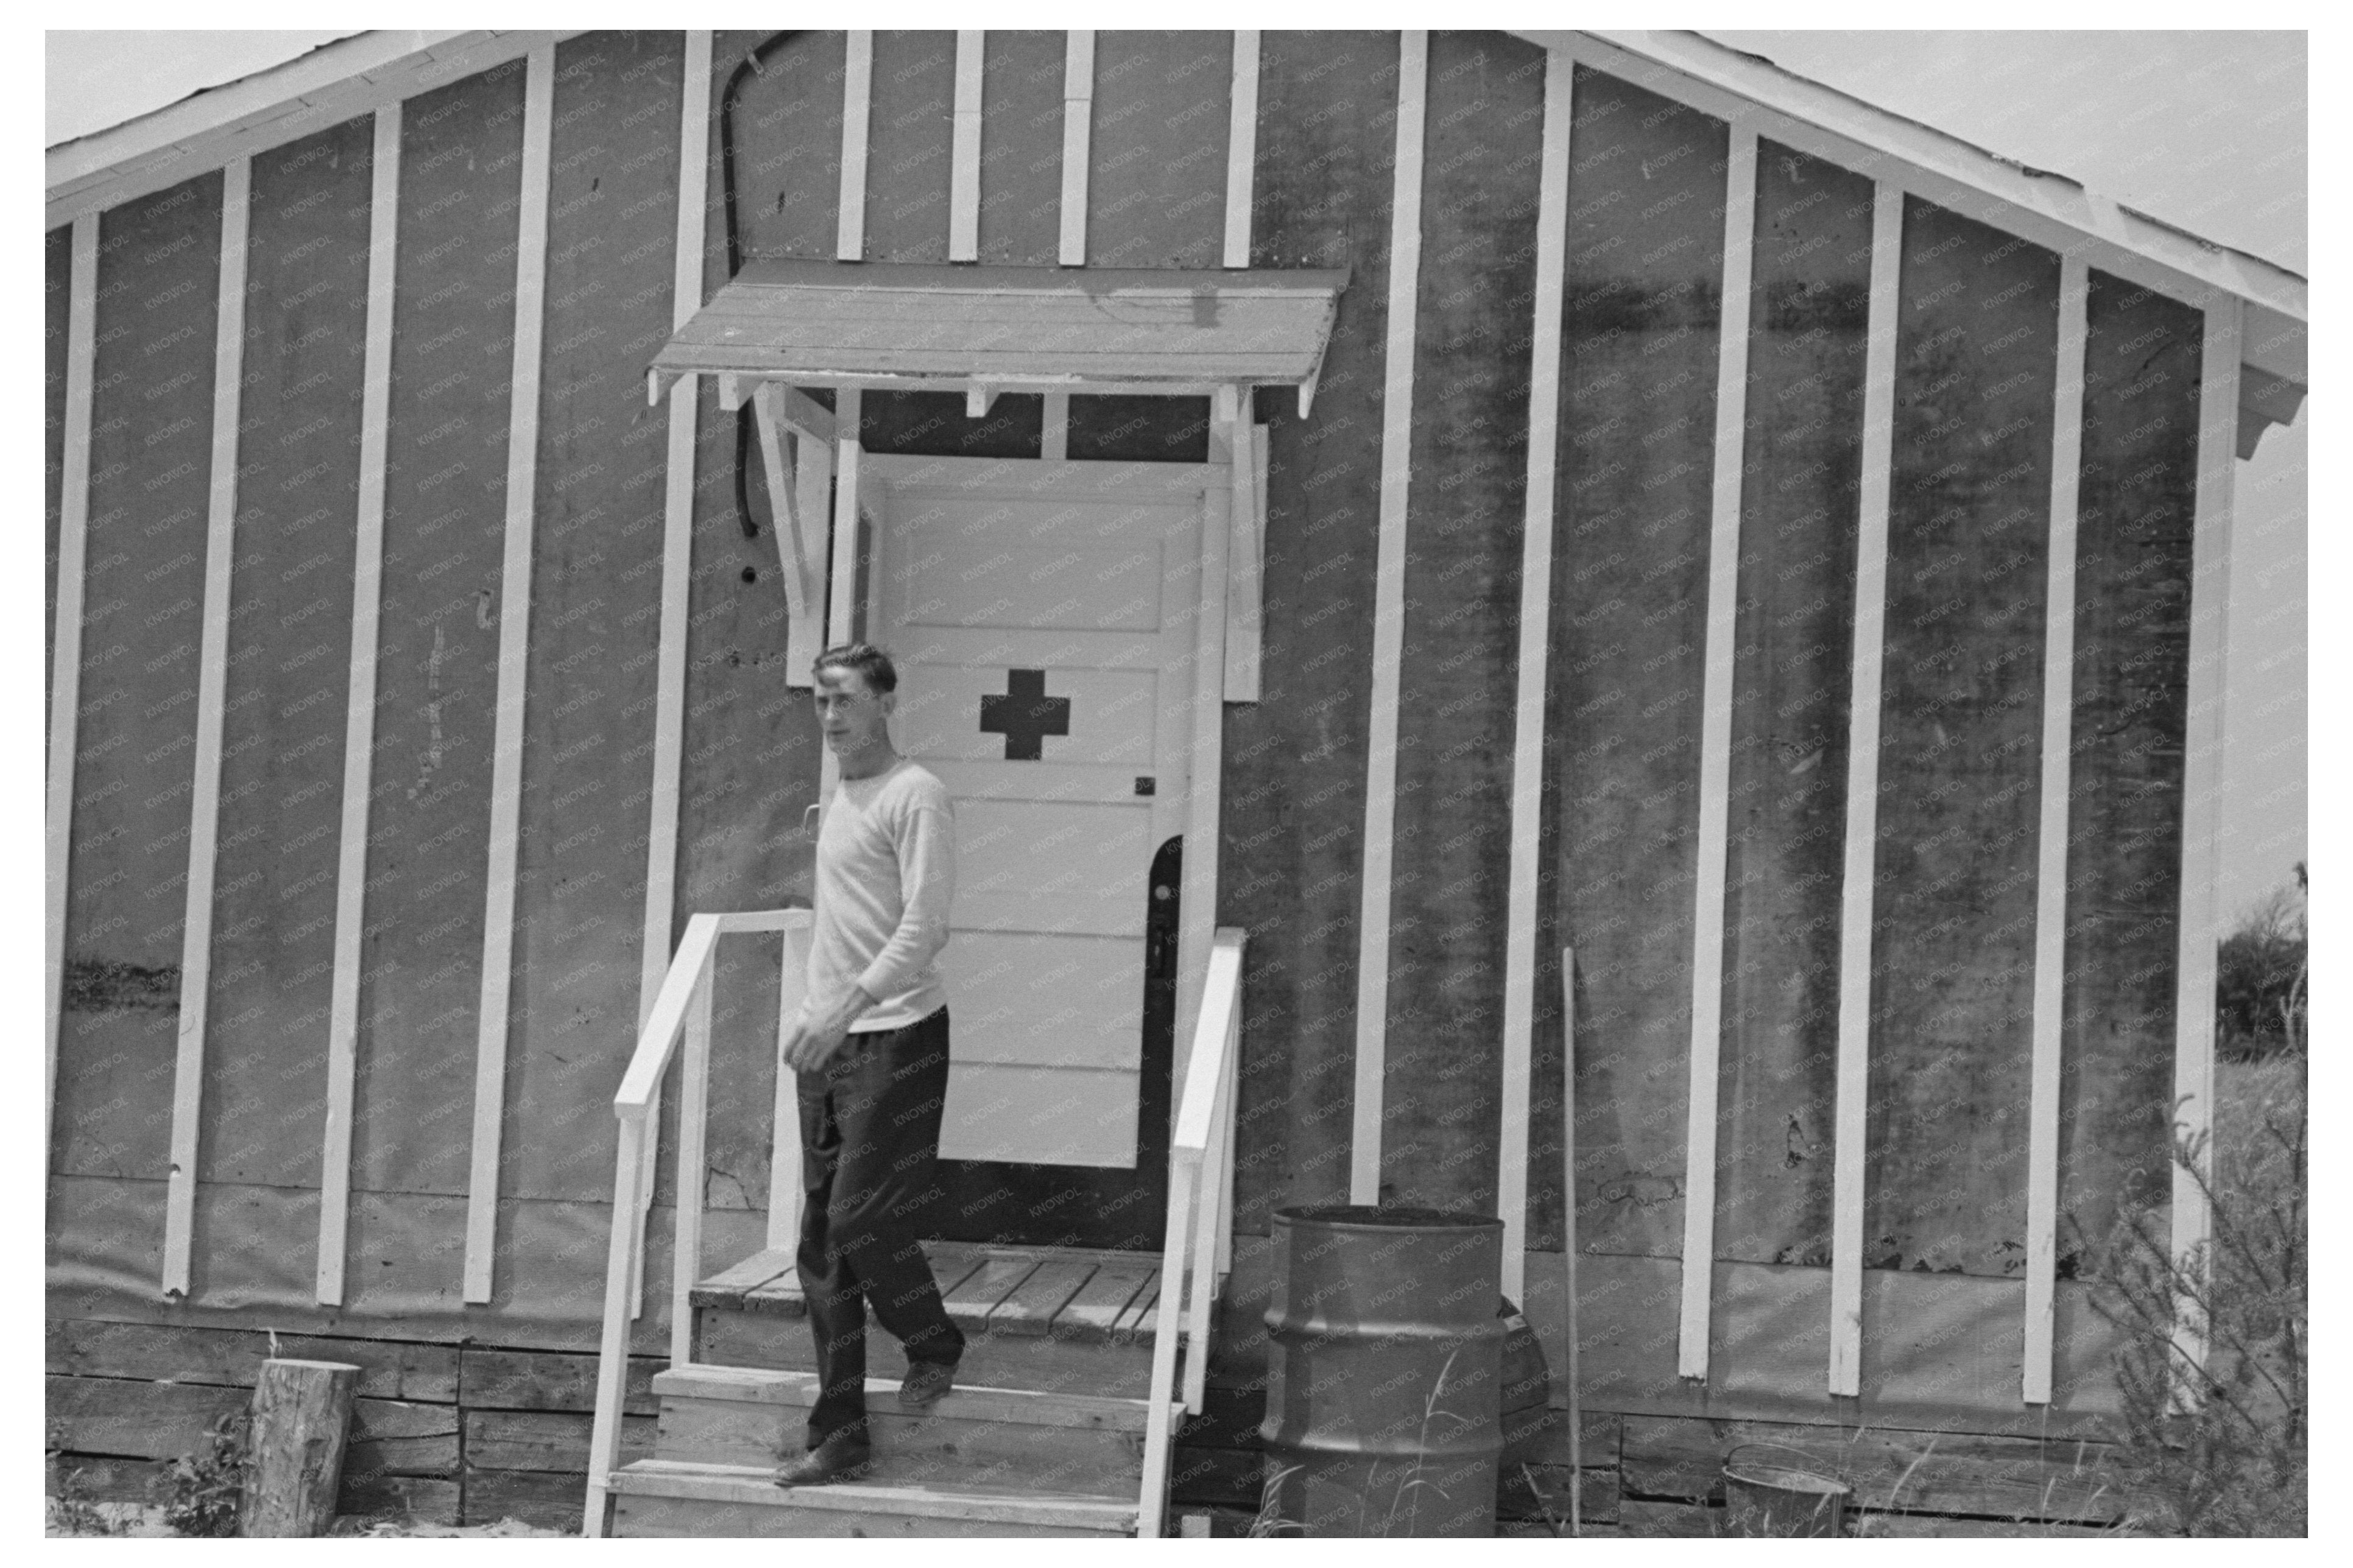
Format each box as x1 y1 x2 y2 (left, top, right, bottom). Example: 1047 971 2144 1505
584 906 812 1538
1138 927 1246 1538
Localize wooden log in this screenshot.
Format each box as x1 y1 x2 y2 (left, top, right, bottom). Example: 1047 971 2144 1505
240 1359 359 1537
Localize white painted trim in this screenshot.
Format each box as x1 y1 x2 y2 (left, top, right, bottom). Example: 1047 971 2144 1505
1827 181 1903 1396
766 924 809 1251
1221 409 1261 701
1498 47 1572 1310
162 156 252 1299
950 31 984 262
1676 125 1757 1380
1175 466 1236 1097
44 215 97 1161
822 390 866 803
837 32 873 262
2170 295 2242 1390
1041 392 1070 462
1059 32 1095 267
46 32 589 229
1221 31 1260 269
1348 30 1427 1207
1560 945 1584 1527
2022 255 2089 1404
462 43 554 1306
317 104 403 1306
632 30 712 1320
671 958 714 1366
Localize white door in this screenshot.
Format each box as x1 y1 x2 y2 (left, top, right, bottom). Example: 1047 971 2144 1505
863 456 1210 1167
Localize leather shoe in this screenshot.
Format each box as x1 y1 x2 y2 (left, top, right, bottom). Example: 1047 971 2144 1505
898 1358 958 1409
774 1433 871 1486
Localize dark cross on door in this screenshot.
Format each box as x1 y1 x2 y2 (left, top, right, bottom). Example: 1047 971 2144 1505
978 669 1070 761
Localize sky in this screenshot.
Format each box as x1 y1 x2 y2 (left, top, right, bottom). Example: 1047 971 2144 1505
41 26 2309 920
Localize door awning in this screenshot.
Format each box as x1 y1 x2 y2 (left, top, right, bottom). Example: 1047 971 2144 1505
648 258 1350 415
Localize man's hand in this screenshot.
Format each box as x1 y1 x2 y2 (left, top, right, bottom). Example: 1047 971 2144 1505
782 988 871 1073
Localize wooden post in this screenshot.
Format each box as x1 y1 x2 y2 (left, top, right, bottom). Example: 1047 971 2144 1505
239 1359 359 1536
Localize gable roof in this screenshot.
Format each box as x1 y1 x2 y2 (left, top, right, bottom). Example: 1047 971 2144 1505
46 27 2305 418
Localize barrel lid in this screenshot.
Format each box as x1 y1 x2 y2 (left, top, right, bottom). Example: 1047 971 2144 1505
1275 1203 1503 1229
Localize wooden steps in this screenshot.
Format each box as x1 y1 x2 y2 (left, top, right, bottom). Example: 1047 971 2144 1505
610 1460 1139 1538
692 1241 1177 1402
610 1240 1210 1536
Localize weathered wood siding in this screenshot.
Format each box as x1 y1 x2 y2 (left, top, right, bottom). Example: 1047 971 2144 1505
976 31 1064 267
1378 30 1545 1215
1534 68 1728 1258
1863 197 2059 1277
199 118 373 1195
1219 29 1401 1228
55 171 224 1184
2058 270 2202 1250
1714 143 1875 1267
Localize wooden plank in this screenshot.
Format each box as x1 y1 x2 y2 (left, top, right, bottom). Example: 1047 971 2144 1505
614 1461 1136 1531
615 1490 1128 1539
989 1258 1098 1336
47 1375 252 1460
739 1273 809 1318
1499 1463 1623 1525
346 1397 464 1477
1057 31 1094 266
1109 1281 1159 1344
458 1348 663 1418
1221 30 1260 268
1828 181 1902 1398
950 30 983 261
942 1254 1042 1320
692 1246 798 1309
585 1113 647 1535
461 40 555 1307
317 102 401 1310
460 1468 583 1530
333 1473 461 1527
1172 467 1233 1109
160 154 250 1300
1677 124 1758 1378
1499 51 1573 1306
1040 392 1070 460
43 214 94 1158
836 30 873 261
47 1320 457 1404
2170 293 2242 1387
1056 1258 1155 1337
1348 29 1427 1205
465 1409 655 1474
1620 1414 2125 1522
2023 255 2089 1405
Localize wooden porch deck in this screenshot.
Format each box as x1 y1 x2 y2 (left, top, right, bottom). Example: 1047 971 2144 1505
691 1241 1169 1344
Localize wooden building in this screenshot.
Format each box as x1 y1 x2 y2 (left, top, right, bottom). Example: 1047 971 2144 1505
44 29 2307 1536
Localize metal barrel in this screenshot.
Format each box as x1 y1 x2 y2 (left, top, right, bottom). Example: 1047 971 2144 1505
1257 1205 1505 1537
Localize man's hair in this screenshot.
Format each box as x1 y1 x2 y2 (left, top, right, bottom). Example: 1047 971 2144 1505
813 642 898 694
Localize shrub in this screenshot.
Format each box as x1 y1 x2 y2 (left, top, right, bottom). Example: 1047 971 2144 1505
2083 1053 2306 1536
155 1411 250 1538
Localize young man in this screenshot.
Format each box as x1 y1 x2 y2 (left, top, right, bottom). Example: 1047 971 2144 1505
775 642 964 1486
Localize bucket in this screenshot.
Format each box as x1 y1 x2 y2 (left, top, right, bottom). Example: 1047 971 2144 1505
1258 1205 1505 1536
1720 1444 1852 1538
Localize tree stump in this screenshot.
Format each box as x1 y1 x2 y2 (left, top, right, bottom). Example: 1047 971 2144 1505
239 1359 360 1536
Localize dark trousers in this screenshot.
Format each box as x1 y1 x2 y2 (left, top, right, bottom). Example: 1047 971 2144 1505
796 1005 965 1448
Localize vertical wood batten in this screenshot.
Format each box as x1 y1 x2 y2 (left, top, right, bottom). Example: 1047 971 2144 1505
161 156 252 1297
1058 32 1095 267
1827 181 1903 1396
821 389 866 803
836 32 872 261
1040 393 1070 460
1221 30 1260 269
2170 294 2242 1383
633 29 713 1318
317 106 403 1306
44 216 97 1156
462 44 556 1306
1349 29 1427 1206
2022 255 2089 1401
950 31 984 261
1676 124 1758 1378
1498 47 1573 1306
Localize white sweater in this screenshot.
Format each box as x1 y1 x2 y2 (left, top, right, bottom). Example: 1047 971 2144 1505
806 758 956 1032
